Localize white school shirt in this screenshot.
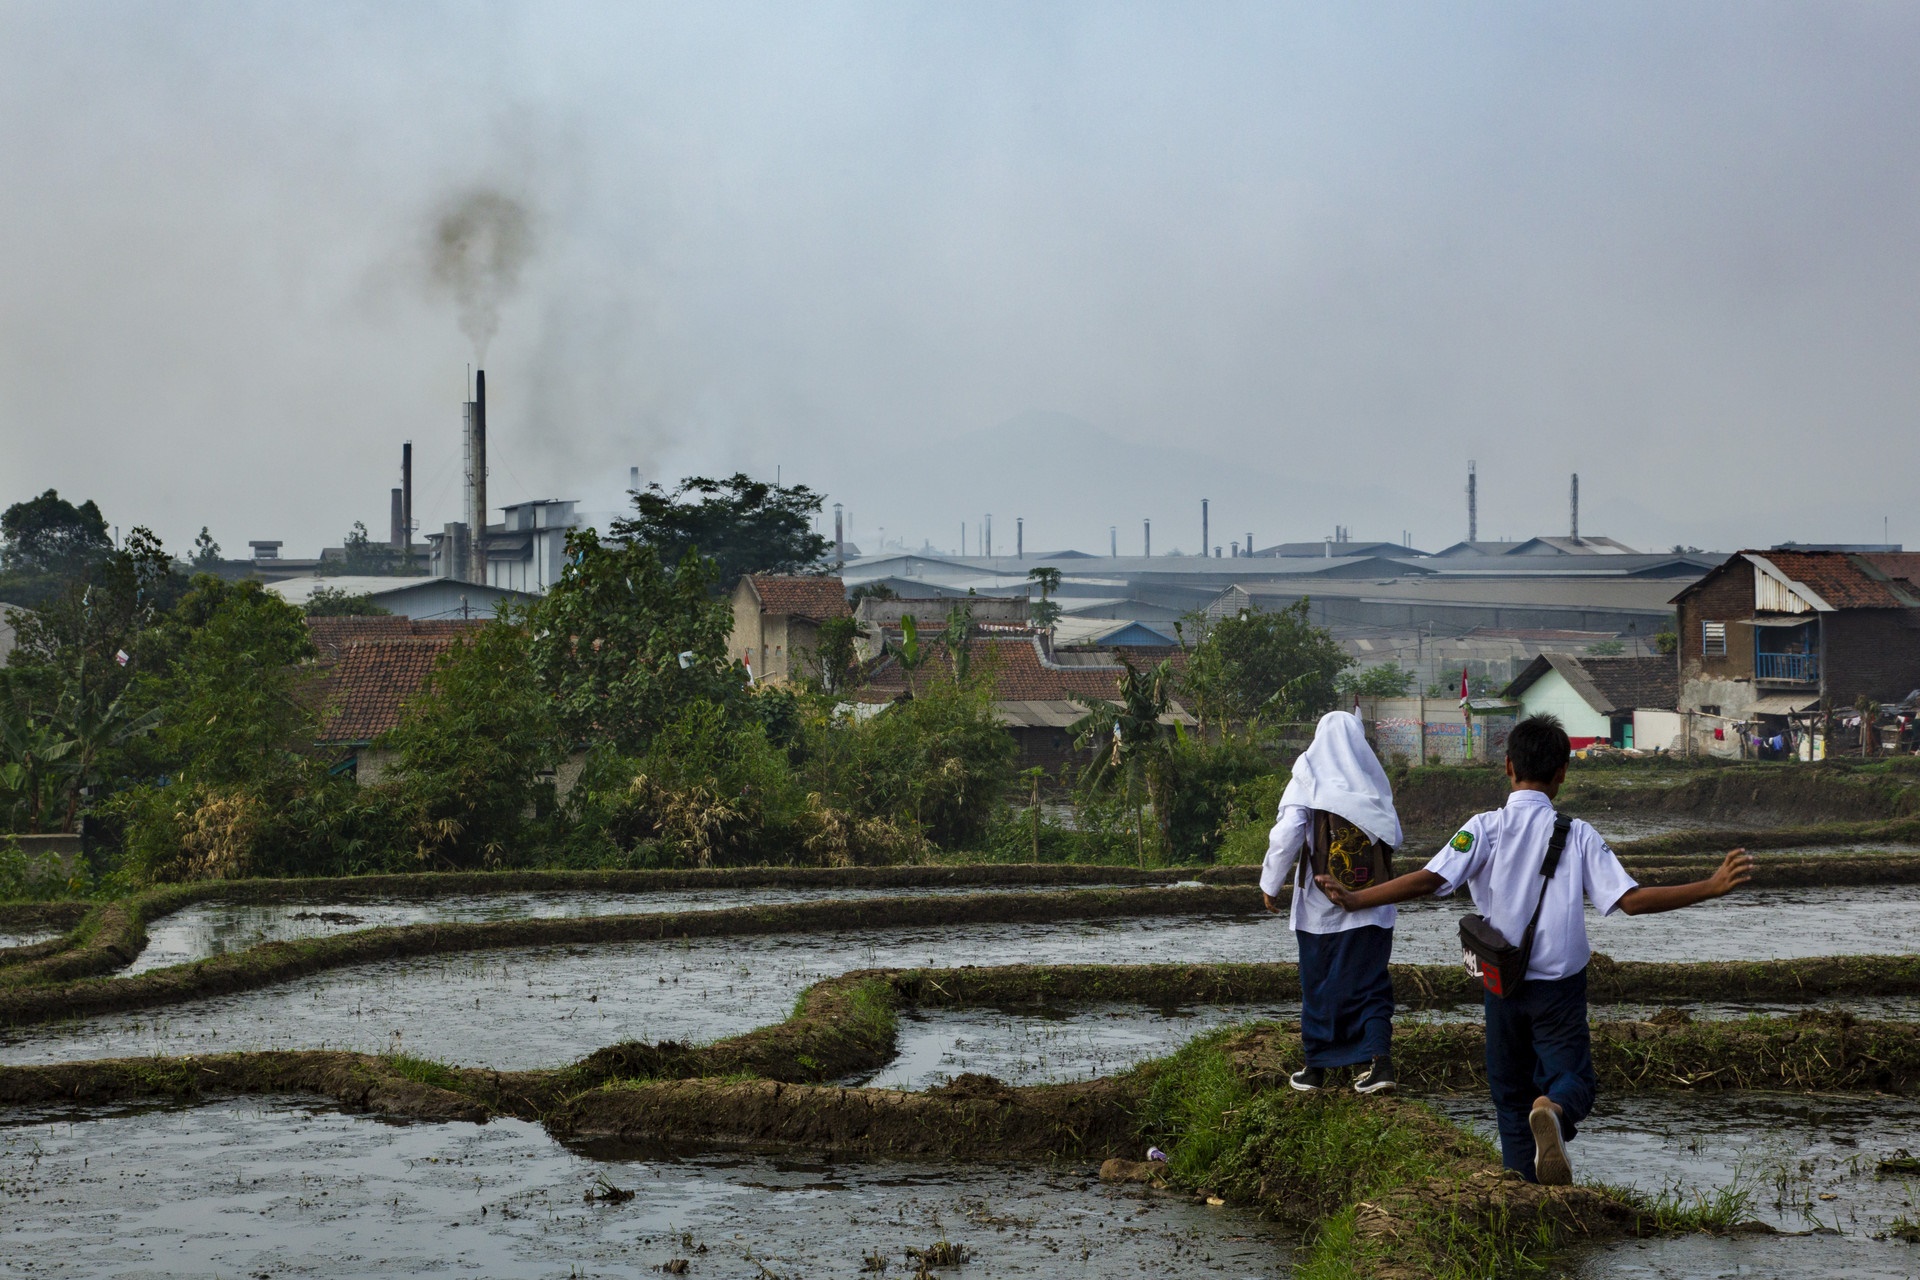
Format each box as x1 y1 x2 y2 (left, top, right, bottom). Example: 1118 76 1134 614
1259 803 1397 934
1422 789 1638 982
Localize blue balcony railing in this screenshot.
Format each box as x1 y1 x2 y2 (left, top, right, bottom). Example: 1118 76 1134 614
1755 652 1819 683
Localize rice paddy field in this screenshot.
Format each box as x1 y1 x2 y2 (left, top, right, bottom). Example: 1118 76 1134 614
11 766 1920 1276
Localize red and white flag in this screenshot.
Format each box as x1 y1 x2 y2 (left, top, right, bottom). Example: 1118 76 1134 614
1457 668 1469 707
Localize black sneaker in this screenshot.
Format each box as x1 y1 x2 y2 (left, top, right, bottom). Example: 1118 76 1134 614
1289 1066 1326 1092
1353 1058 1396 1095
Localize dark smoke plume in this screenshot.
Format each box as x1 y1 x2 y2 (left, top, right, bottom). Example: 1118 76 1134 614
430 190 533 361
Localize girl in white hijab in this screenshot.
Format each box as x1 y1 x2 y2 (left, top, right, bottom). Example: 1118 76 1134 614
1259 710 1404 1094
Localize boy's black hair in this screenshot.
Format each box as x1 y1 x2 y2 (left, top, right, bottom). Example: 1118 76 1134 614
1507 713 1571 783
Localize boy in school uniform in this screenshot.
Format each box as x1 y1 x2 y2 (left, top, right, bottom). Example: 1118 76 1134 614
1315 713 1752 1185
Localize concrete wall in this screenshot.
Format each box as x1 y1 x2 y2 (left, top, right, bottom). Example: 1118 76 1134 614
1633 709 1687 753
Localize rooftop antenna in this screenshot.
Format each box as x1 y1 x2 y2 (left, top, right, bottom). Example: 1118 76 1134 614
1467 460 1478 543
1570 472 1580 541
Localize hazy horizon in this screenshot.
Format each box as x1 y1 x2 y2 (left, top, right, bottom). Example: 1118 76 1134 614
3 3 1917 562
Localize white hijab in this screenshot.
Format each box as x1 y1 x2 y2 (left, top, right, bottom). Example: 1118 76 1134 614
1278 710 1403 849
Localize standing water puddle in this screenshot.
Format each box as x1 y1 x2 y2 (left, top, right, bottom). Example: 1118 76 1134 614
126 885 1129 975
1430 1091 1920 1278
0 1096 1289 1277
9 886 1920 1070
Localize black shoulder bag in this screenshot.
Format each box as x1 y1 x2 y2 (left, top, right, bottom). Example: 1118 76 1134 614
1459 813 1572 998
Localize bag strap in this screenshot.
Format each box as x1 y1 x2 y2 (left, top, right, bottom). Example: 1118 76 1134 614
1515 814 1574 978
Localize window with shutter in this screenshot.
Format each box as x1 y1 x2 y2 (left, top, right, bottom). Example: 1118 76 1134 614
1702 621 1727 657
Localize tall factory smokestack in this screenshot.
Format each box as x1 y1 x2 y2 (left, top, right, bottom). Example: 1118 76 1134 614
465 371 488 586
1144 518 1152 558
834 503 844 567
1016 518 1023 560
389 488 404 550
1570 473 1580 541
1109 526 1117 557
401 441 413 566
1201 499 1209 563
1467 460 1478 543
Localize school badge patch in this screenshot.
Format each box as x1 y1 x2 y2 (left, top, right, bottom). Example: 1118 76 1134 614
1449 830 1475 853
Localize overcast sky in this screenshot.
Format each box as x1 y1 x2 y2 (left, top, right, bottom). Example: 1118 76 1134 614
2 2 1916 560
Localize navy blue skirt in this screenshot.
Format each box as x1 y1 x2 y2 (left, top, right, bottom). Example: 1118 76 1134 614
1296 925 1395 1068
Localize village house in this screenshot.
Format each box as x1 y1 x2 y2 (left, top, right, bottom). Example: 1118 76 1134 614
727 574 850 684
1670 550 1920 739
1502 653 1681 751
308 616 482 781
857 632 1194 773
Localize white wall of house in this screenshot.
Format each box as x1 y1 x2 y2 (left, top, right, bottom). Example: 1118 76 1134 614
1632 709 1686 753
1514 668 1611 744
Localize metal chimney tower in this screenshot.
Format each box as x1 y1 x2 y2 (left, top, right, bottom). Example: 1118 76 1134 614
1467 460 1478 543
1144 518 1152 558
1201 499 1209 562
463 371 488 586
401 440 413 564
1110 526 1117 557
833 503 844 567
1570 473 1580 541
1016 517 1023 560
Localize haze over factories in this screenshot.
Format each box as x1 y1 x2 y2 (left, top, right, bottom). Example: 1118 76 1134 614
2 4 1916 560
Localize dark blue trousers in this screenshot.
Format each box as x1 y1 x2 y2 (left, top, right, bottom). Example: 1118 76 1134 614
1484 967 1596 1180
1296 925 1395 1069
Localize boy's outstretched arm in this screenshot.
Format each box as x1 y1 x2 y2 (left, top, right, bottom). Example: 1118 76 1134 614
1616 849 1752 915
1316 869 1446 912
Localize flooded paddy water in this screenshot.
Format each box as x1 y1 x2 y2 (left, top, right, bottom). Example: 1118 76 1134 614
1428 1091 1920 1278
125 884 1130 975
11 885 1920 1070
1 1096 1290 1278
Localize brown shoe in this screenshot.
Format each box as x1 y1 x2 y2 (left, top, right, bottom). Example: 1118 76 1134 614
1530 1100 1572 1186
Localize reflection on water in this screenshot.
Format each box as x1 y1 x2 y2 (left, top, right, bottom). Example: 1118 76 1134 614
127 884 1129 975
1429 1091 1920 1278
0 1097 1290 1278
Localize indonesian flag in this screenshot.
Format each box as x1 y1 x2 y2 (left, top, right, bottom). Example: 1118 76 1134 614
1458 668 1470 707
743 649 756 686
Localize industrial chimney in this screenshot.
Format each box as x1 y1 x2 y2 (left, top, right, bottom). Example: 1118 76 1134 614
1144 518 1152 558
1016 517 1024 560
1201 499 1209 563
1109 526 1117 557
629 466 640 493
834 502 845 567
1570 473 1580 542
1467 460 1478 543
389 488 404 550
464 371 488 586
401 441 413 567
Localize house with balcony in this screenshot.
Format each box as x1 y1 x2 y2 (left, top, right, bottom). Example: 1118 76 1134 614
1670 549 1920 729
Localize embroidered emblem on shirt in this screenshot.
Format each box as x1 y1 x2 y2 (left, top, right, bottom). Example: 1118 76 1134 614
1449 830 1474 853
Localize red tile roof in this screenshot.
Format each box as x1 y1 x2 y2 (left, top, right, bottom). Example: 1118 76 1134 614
860 635 1188 705
306 616 481 662
1756 551 1920 610
746 575 849 621
318 638 459 742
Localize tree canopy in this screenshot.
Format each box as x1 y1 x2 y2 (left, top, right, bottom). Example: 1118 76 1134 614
1181 600 1351 729
612 473 829 590
1 489 111 579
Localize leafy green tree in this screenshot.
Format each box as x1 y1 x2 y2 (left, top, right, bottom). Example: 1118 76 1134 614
527 528 740 752
812 672 1015 848
807 615 863 695
379 619 563 868
1072 657 1178 864
1337 664 1415 698
190 528 222 569
1180 601 1351 732
340 521 406 575
146 582 316 788
1 489 111 581
613 473 830 590
304 587 390 617
1027 566 1063 633
1585 639 1625 656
